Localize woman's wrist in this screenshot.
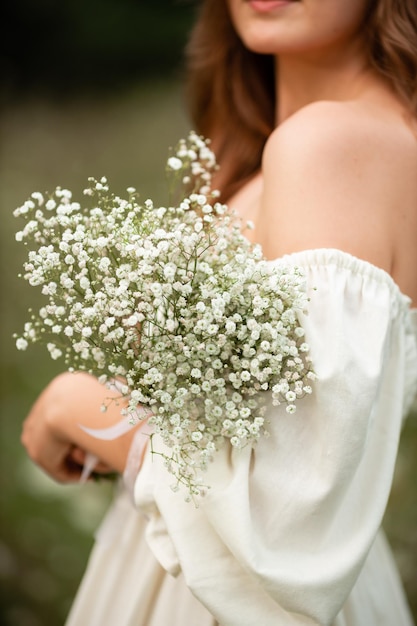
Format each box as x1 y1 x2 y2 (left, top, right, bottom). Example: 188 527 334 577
45 372 136 474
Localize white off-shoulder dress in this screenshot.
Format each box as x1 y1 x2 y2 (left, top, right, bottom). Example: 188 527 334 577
66 250 417 626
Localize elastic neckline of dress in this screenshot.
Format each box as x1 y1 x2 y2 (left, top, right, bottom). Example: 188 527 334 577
269 247 415 311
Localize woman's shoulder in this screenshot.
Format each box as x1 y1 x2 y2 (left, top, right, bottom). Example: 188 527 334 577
257 99 417 278
263 98 416 171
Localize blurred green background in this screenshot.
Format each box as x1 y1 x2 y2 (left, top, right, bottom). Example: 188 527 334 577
0 1 416 624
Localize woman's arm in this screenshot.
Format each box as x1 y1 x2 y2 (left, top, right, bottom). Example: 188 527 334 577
21 372 141 482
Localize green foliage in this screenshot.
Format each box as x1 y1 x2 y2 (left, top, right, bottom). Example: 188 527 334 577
384 409 417 619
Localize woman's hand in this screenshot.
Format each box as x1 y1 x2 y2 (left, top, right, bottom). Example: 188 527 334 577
21 372 141 483
21 386 100 482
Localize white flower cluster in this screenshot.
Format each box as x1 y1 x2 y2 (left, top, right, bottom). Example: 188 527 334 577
14 131 315 499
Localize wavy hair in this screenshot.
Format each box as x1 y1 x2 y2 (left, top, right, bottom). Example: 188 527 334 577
185 0 417 200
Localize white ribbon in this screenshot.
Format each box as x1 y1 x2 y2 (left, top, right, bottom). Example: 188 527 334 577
80 451 100 484
79 417 138 441
78 405 153 482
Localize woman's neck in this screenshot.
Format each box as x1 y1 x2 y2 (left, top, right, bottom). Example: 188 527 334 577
274 39 374 124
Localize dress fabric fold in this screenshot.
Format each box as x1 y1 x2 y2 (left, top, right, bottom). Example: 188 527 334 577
66 249 417 626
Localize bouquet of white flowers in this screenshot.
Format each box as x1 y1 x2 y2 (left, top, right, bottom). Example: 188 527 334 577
14 132 315 499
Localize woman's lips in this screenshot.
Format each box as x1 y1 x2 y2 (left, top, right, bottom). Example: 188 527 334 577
248 0 297 13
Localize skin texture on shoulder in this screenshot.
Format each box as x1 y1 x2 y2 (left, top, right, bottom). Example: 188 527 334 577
256 99 417 287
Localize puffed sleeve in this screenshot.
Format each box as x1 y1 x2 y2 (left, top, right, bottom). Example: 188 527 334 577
134 249 417 626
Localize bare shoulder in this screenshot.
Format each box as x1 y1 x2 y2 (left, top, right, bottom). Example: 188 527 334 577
258 99 417 279
263 99 416 175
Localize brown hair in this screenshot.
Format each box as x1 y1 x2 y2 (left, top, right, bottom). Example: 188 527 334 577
185 0 417 201
367 0 417 113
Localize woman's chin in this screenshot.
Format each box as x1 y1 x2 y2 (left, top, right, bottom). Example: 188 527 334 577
237 30 306 57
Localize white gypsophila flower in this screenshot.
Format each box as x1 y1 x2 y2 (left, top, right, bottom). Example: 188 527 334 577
16 337 28 350
14 130 315 502
167 157 183 171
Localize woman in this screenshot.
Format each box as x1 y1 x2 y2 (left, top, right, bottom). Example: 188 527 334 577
22 0 417 624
